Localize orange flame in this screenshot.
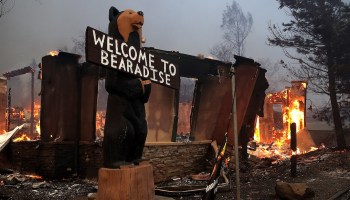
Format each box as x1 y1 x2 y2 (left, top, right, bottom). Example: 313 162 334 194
96 111 105 138
33 102 40 118
254 116 261 142
25 174 43 180
289 100 304 134
252 81 316 159
49 50 59 56
13 134 31 142
36 120 40 135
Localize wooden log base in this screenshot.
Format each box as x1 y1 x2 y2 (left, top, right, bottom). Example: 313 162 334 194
97 162 155 200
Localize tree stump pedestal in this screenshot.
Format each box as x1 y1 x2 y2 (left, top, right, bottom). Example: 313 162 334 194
97 162 155 200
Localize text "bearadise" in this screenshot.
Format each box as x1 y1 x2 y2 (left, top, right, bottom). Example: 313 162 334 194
85 26 179 89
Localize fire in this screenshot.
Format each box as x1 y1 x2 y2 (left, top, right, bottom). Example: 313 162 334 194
25 174 43 180
49 50 59 56
13 134 31 142
254 116 261 142
275 137 286 148
292 148 301 155
36 120 40 135
289 100 304 134
26 101 41 136
225 157 230 166
33 102 40 119
7 107 26 121
251 81 317 159
6 101 41 142
96 111 105 138
301 82 307 89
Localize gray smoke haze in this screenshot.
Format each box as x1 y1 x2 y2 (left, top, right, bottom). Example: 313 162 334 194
0 0 290 72
4 0 329 107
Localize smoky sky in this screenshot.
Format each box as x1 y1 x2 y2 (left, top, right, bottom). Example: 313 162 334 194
2 0 322 106
0 0 291 72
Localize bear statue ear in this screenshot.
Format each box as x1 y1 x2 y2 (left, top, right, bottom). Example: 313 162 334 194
109 6 119 21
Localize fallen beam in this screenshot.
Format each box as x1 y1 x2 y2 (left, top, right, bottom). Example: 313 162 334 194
0 124 25 152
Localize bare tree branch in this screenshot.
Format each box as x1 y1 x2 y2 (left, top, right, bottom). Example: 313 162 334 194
211 0 253 61
0 0 15 18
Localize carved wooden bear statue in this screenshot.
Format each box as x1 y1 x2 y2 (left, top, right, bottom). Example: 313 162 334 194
103 6 151 168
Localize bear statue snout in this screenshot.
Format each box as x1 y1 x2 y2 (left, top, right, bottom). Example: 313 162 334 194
137 11 144 16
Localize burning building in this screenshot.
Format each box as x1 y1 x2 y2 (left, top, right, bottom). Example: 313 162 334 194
252 81 318 158
2 50 268 182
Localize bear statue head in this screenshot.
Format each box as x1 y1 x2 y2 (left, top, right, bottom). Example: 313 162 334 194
108 6 144 48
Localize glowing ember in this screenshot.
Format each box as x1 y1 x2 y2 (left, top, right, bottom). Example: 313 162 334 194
25 174 43 180
13 134 31 142
225 157 230 166
49 50 59 56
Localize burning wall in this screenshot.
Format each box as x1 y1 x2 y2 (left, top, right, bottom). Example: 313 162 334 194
257 81 307 144
253 80 317 157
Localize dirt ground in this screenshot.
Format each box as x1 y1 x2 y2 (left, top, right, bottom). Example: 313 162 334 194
0 147 349 200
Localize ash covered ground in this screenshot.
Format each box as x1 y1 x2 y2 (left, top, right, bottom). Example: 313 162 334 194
0 147 350 200
172 147 350 200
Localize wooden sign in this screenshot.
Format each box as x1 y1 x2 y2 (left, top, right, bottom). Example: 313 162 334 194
85 26 179 89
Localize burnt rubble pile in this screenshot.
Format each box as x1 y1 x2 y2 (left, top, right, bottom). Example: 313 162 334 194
171 147 350 200
0 147 349 200
0 171 97 200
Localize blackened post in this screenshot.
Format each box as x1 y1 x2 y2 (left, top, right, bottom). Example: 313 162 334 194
7 88 11 131
30 69 34 136
290 122 297 151
241 124 248 161
290 122 297 177
40 52 80 142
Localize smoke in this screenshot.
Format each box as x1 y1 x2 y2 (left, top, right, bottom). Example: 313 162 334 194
257 58 291 93
7 69 41 109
